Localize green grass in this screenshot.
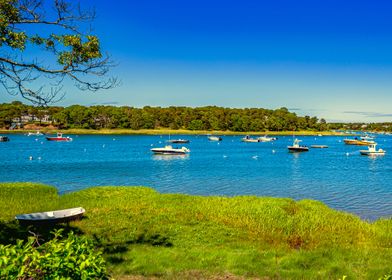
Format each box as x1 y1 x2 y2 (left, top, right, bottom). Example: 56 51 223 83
0 128 346 136
1 183 392 279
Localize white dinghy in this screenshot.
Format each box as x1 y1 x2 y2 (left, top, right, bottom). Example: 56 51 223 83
15 207 85 225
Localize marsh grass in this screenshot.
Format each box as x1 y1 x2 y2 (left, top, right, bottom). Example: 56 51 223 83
1 183 391 279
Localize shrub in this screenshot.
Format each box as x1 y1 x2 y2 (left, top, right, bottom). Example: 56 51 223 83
0 229 109 280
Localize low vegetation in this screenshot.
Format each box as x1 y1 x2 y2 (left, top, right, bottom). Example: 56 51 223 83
1 183 392 279
0 230 109 279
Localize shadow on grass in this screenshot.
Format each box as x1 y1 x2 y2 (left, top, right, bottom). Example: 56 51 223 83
93 231 173 265
0 220 84 245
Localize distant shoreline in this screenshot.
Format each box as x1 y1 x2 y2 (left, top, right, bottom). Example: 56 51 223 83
0 128 348 136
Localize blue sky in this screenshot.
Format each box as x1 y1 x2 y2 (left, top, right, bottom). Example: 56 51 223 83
2 0 392 122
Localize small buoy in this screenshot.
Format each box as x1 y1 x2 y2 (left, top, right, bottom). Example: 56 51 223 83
150 144 153 146
38 157 41 160
113 138 116 141
346 152 349 156
223 155 227 158
159 141 162 144
102 144 105 148
272 149 276 153
29 156 33 160
41 142 43 144
35 138 38 141
252 155 258 159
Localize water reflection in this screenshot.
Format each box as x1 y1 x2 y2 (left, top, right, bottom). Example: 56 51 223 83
290 152 301 159
152 154 190 161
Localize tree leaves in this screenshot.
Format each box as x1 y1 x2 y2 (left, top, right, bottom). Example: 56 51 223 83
0 0 117 105
0 229 110 279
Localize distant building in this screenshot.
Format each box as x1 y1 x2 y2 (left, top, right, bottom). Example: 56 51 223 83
12 114 51 124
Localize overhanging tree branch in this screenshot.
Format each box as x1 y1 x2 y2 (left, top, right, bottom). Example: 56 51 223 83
0 0 117 105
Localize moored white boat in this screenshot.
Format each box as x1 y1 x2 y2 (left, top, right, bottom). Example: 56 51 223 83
360 134 375 141
0 136 9 142
151 145 190 155
208 136 222 141
15 207 85 224
167 139 190 144
258 135 277 142
344 138 375 146
360 143 386 156
241 135 259 142
27 131 44 136
46 132 72 141
288 139 309 152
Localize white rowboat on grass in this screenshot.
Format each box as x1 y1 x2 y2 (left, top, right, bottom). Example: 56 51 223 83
15 207 85 225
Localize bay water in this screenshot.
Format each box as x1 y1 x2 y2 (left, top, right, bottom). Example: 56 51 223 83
0 133 391 220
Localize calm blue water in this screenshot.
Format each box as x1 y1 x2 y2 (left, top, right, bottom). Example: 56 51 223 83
0 134 391 220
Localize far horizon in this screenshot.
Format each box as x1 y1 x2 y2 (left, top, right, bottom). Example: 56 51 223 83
1 0 392 123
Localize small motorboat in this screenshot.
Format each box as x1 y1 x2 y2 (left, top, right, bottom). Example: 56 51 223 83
151 145 190 155
311 145 328 149
15 207 85 225
27 131 44 136
258 135 277 142
241 135 260 142
46 132 73 141
360 134 375 141
0 136 9 142
288 139 309 152
208 136 222 141
360 143 386 156
167 139 190 144
344 138 375 146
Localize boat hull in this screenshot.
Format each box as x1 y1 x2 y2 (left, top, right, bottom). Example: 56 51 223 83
16 207 85 225
151 150 187 155
344 139 374 146
167 140 190 144
258 137 277 142
360 151 386 156
46 137 72 141
242 139 260 143
288 146 309 152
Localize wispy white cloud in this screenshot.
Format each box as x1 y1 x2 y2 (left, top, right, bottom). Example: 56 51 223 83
343 111 392 118
89 101 120 106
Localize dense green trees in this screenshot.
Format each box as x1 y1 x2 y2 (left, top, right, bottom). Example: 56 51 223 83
1 101 391 132
0 102 336 131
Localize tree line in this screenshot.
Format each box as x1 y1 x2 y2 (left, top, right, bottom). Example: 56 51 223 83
5 101 391 132
0 101 329 131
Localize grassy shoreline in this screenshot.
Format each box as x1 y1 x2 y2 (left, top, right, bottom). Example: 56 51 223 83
1 183 391 279
0 128 347 136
